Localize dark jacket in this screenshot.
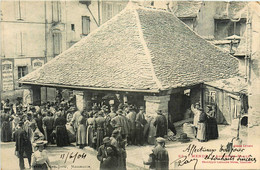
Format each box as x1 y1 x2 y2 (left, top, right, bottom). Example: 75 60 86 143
152 145 169 170
154 114 167 137
14 127 32 157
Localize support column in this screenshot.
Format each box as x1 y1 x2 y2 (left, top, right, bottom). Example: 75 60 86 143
144 95 170 119
83 91 92 111
31 86 41 106
74 90 84 111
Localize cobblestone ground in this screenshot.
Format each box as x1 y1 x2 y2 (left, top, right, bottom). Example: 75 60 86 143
1 125 259 170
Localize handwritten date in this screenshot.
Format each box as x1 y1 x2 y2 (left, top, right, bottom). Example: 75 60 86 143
60 152 87 163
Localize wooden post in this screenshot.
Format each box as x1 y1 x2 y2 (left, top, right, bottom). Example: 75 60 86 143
31 85 41 106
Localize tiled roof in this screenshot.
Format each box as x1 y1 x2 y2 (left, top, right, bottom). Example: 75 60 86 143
205 77 248 94
20 3 239 93
173 1 202 18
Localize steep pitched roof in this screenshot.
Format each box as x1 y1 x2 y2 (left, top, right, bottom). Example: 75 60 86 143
20 3 239 93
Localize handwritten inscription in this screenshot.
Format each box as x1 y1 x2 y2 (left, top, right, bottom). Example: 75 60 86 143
60 152 87 163
171 144 257 170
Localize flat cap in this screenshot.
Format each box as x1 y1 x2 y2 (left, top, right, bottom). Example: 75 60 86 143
156 137 166 143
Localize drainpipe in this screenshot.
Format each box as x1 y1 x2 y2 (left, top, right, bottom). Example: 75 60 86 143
98 0 100 26
44 1 48 101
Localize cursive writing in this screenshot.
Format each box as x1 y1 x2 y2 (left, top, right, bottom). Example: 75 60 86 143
171 156 198 170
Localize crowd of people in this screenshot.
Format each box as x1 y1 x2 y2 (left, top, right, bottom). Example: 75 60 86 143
0 97 171 169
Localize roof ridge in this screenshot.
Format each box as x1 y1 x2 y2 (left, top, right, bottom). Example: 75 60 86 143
133 8 163 90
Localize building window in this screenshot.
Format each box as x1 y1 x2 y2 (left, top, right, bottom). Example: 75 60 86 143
82 16 90 35
206 91 216 105
53 33 61 56
214 19 246 40
71 24 75 31
18 66 28 79
52 1 61 22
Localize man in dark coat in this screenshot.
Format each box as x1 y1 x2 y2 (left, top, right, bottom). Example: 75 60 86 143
135 106 146 146
126 105 136 145
97 137 118 170
42 111 55 144
154 110 167 138
95 111 106 150
14 121 33 170
111 109 130 141
144 137 169 170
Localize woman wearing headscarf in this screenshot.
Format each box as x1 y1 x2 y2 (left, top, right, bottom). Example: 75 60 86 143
54 111 70 147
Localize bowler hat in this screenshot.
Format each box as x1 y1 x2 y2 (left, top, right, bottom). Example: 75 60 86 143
177 133 191 143
103 137 111 144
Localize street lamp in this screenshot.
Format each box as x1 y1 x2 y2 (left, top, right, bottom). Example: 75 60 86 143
225 34 243 55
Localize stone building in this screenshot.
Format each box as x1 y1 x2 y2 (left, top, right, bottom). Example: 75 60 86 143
20 3 238 123
0 0 127 104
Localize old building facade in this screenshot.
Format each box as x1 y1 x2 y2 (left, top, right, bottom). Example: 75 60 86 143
0 0 127 103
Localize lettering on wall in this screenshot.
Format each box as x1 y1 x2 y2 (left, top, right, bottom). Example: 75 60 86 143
2 60 14 91
32 59 44 70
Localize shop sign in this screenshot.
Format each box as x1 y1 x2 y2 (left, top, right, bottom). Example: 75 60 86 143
32 59 44 70
2 60 14 91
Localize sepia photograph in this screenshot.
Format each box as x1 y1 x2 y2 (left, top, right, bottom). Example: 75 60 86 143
0 0 260 169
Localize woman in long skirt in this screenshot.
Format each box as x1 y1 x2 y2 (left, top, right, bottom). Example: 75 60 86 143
86 114 95 148
1 112 12 142
54 112 70 147
206 105 219 140
197 111 207 142
77 113 86 149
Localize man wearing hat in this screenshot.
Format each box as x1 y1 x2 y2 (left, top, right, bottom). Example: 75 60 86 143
42 111 55 144
14 121 33 170
111 109 130 142
135 106 146 146
97 137 116 169
154 110 167 138
95 111 106 150
126 105 136 145
144 137 169 170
